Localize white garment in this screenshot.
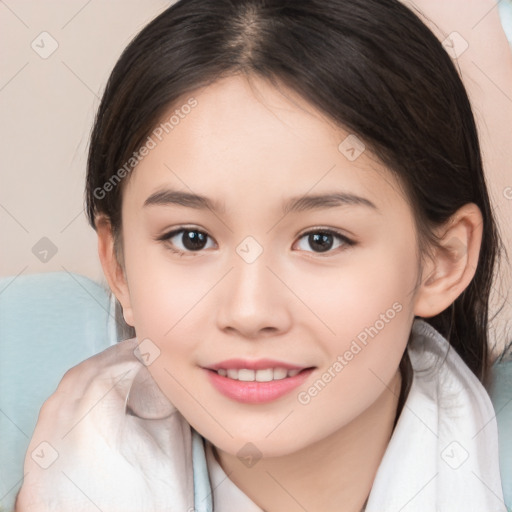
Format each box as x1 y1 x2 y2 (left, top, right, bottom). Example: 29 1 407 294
366 320 505 511
15 319 506 511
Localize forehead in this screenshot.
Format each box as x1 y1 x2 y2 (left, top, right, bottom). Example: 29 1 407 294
123 74 407 214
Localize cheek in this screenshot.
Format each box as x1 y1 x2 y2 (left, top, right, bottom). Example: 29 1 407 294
290 238 418 347
122 231 212 338
121 234 220 401
288 240 417 405
292 256 416 433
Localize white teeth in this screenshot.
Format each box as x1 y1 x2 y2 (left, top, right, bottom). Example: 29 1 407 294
255 369 274 382
216 367 302 381
273 368 288 380
238 369 255 382
227 369 238 379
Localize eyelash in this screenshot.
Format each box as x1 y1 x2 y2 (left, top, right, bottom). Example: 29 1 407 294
157 226 356 257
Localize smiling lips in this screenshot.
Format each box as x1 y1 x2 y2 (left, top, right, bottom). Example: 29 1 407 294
205 359 315 403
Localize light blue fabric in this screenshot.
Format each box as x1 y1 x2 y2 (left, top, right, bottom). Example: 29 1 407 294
490 357 512 511
0 272 117 512
0 272 511 511
499 0 512 47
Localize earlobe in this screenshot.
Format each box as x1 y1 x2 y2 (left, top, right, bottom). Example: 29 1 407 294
414 203 483 318
96 216 135 326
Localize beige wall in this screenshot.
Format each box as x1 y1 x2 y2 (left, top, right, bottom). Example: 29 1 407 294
1 0 169 283
1 1 511 347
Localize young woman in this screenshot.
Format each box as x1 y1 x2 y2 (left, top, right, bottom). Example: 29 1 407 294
16 0 508 510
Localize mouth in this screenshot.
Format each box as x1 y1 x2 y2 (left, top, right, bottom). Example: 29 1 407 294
212 367 304 382
203 359 315 403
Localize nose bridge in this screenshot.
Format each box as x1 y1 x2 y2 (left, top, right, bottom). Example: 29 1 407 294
230 237 275 309
216 236 291 336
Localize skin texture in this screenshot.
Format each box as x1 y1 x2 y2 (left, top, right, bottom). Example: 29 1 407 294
97 74 483 511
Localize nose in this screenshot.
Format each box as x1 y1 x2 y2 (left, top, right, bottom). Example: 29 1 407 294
216 250 293 339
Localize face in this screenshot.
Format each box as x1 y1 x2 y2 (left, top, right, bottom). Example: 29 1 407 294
116 74 422 458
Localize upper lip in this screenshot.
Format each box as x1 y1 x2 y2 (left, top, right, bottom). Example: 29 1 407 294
205 359 310 371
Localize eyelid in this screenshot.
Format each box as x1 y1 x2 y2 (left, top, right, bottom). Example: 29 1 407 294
156 225 210 241
296 226 355 241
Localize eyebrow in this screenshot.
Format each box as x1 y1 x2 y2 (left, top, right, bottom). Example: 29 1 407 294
144 189 225 213
143 188 378 214
282 191 378 214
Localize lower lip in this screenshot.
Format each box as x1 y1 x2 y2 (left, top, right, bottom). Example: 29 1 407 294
205 368 314 403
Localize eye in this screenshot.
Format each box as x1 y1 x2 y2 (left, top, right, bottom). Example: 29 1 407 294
295 229 355 254
158 227 215 255
157 226 355 256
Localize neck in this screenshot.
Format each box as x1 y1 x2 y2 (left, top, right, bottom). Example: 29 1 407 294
214 369 402 512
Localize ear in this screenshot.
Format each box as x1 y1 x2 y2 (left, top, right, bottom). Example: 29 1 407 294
414 203 483 318
96 216 135 326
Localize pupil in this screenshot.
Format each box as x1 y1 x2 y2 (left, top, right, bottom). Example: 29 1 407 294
183 230 207 251
180 231 334 252
310 233 333 252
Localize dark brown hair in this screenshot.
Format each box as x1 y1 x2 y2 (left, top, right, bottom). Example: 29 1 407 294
85 0 504 398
